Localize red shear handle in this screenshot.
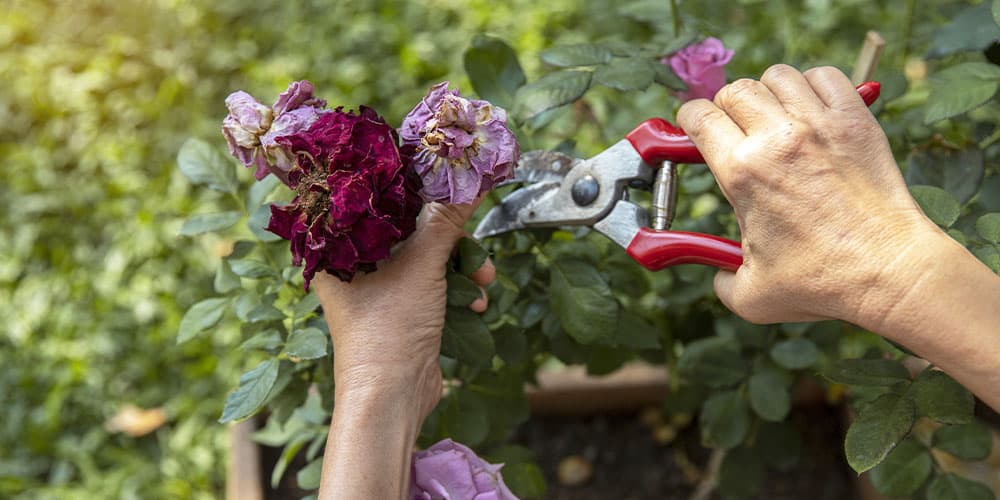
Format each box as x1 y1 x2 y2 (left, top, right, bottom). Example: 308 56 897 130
625 81 882 166
626 228 743 272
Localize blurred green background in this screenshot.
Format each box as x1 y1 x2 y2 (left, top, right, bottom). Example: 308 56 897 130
0 0 983 497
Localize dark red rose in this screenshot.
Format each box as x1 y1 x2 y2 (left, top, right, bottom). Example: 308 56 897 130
266 107 423 289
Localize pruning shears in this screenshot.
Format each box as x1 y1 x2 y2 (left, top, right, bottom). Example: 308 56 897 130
473 82 882 272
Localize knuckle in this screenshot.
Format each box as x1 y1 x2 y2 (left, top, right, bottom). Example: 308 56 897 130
715 78 761 108
804 65 840 79
762 63 797 82
423 202 467 235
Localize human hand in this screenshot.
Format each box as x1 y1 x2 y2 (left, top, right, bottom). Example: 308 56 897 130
312 200 495 421
677 65 945 327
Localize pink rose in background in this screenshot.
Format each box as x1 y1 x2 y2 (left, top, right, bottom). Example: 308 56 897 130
400 82 518 205
409 439 519 500
664 37 734 102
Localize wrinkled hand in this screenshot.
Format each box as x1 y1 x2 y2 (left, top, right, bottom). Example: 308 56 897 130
678 65 940 326
312 200 495 420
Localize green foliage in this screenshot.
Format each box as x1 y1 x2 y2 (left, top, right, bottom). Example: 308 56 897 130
869 438 933 497
845 393 917 474
933 422 994 460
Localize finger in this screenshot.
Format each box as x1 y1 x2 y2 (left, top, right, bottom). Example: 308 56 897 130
760 64 825 114
713 78 787 133
803 66 864 110
677 99 744 185
468 287 488 313
469 257 496 287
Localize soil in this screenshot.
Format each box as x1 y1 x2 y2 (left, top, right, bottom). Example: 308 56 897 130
516 404 858 500
262 403 859 500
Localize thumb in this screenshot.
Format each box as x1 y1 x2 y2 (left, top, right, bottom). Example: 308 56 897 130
408 198 482 260
713 270 740 316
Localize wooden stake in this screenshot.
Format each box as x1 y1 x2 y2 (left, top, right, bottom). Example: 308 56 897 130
851 31 886 84
227 419 264 500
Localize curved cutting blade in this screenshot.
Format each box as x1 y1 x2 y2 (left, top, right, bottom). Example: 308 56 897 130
472 181 560 240
495 150 580 187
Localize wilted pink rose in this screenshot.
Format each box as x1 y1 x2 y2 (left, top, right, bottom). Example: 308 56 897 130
266 107 423 289
409 439 519 500
400 82 518 205
221 80 327 185
664 37 734 101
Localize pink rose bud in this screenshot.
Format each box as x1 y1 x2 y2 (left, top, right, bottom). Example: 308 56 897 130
266 107 423 289
663 37 735 102
409 439 519 500
400 82 519 205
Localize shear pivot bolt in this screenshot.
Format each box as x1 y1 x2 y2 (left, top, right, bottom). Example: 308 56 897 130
571 175 599 206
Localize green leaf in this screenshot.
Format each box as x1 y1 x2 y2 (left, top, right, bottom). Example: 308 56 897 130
928 3 1000 57
463 35 525 109
219 359 280 423
177 297 229 343
486 446 546 498
976 213 1000 243
296 458 322 490
179 211 243 236
973 245 1000 274
653 63 686 91
513 70 592 123
494 324 528 365
446 271 482 307
618 0 672 21
176 138 238 193
700 390 750 449
749 370 791 422
229 259 275 279
441 306 495 368
439 390 490 446
906 147 985 204
933 422 993 460
271 436 308 489
239 329 283 352
283 327 328 360
539 43 612 67
868 438 932 497
214 259 242 294
907 370 974 424
246 172 282 209
292 293 321 319
824 358 910 386
769 337 820 370
910 186 962 228
614 312 660 349
926 473 995 500
718 446 764 500
594 57 655 91
548 258 619 344
248 203 282 242
925 63 1000 124
678 337 748 388
246 303 284 323
995 0 1000 29
845 393 916 473
457 237 489 276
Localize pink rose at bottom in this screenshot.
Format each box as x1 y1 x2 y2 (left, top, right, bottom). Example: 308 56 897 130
663 37 735 102
266 107 423 289
410 439 519 500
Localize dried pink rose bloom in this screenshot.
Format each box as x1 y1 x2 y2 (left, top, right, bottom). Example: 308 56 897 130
409 439 519 500
400 82 518 205
266 107 423 289
221 80 327 185
663 37 734 101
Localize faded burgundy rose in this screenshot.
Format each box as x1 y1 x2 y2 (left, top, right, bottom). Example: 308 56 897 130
400 82 518 205
409 439 519 500
663 37 734 101
221 80 327 185
265 107 423 289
